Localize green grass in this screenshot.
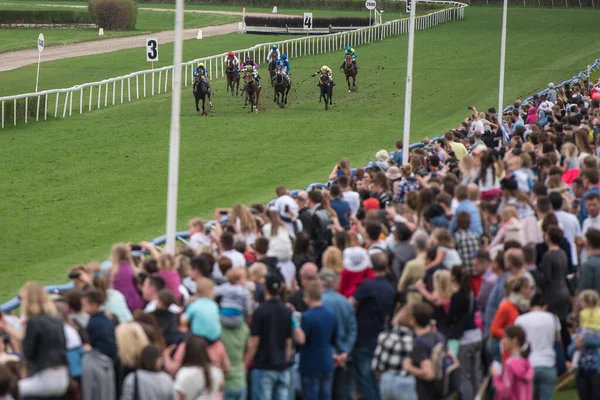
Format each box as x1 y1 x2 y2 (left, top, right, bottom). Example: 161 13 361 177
0 7 239 53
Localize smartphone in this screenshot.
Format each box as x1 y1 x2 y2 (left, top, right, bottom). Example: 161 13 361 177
130 244 142 251
293 311 302 328
284 205 290 213
68 271 80 280
219 210 228 216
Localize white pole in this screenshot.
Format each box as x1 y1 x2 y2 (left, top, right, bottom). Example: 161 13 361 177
35 52 41 92
498 0 508 117
402 0 417 166
165 0 184 254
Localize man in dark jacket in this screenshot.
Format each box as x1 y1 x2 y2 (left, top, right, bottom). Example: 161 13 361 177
306 190 332 269
82 289 117 361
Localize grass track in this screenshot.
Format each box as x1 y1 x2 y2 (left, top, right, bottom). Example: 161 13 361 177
1 8 600 297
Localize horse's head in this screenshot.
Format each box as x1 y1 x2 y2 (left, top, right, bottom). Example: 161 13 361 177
345 54 353 64
244 71 254 83
321 74 330 84
271 53 278 61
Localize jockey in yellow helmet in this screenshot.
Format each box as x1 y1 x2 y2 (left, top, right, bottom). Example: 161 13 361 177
313 65 334 86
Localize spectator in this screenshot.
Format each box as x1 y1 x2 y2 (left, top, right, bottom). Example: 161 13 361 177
111 243 144 312
473 251 496 312
181 278 221 342
116 322 150 378
453 212 481 276
220 299 250 400
156 253 182 301
83 289 117 362
515 293 560 400
319 268 356 400
372 304 416 400
338 176 360 217
370 178 393 209
392 139 404 166
121 345 176 400
549 191 581 265
299 280 338 400
220 232 247 269
289 263 318 313
427 228 462 269
214 268 252 329
322 246 344 275
390 222 416 284
580 193 600 264
174 335 224 400
65 288 90 329
490 325 534 400
349 253 396 400
306 190 333 269
339 245 374 298
398 231 428 305
444 131 468 160
152 289 183 346
580 228 600 293
580 168 600 223
244 273 295 400
143 275 180 314
329 184 351 229
395 165 420 204
188 217 211 251
91 267 133 324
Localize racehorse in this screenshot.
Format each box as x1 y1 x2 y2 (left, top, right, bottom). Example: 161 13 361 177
318 74 334 110
193 75 212 116
272 66 291 108
268 53 278 86
225 59 240 97
343 54 358 92
243 71 261 113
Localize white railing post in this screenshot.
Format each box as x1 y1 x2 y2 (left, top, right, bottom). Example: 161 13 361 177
36 95 40 121
136 75 139 99
144 73 147 98
62 91 68 118
69 91 72 116
25 97 28 124
97 84 101 109
105 83 108 107
113 81 116 105
79 89 83 115
165 69 169 93
87 87 91 112
14 99 16 126
1 101 3 129
45 94 48 120
58 92 62 116
158 71 162 95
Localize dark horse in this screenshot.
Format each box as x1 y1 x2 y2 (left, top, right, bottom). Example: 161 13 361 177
343 54 358 92
318 74 334 110
243 71 261 113
225 60 240 97
193 75 212 116
267 53 278 86
272 67 291 108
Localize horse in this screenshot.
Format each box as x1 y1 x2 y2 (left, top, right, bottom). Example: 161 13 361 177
343 54 358 92
272 67 291 108
193 75 212 116
243 71 261 113
267 53 278 86
318 74 334 110
225 59 240 97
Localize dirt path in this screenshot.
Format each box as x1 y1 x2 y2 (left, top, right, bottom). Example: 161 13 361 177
0 23 241 72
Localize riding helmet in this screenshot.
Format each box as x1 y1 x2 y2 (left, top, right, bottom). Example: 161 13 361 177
346 46 352 52
281 54 287 60
227 51 234 57
272 45 277 50
198 62 204 67
321 65 328 71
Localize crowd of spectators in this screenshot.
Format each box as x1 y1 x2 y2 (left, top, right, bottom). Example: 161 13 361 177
3 79 600 400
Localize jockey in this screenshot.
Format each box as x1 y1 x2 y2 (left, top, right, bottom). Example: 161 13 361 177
340 46 358 69
275 54 291 83
224 51 240 68
193 62 210 89
313 65 334 86
241 56 261 87
266 45 280 63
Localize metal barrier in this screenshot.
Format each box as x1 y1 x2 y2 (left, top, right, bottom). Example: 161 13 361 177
0 0 467 129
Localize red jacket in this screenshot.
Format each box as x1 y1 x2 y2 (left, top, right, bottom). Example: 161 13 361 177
339 268 374 298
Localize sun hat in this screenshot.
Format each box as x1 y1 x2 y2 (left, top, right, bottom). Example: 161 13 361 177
376 150 390 162
342 247 372 272
385 166 402 181
539 101 551 112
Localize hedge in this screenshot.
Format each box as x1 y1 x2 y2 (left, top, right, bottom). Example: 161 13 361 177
245 15 369 27
138 0 443 12
89 0 137 30
0 10 93 24
3 97 49 125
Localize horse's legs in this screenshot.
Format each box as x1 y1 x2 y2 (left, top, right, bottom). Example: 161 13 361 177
330 88 333 105
195 93 200 112
353 75 357 87
284 86 290 105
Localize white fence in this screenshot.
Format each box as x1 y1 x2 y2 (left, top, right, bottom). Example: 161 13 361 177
0 0 467 129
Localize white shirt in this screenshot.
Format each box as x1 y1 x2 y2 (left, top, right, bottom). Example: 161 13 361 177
515 311 560 368
555 210 581 265
221 249 247 268
144 300 182 314
174 365 224 400
189 232 211 251
342 190 360 216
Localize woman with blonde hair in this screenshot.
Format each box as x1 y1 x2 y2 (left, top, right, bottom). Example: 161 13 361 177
459 154 477 185
116 322 150 377
230 204 257 246
322 246 343 274
1 283 69 398
329 157 352 180
111 243 144 311
262 210 296 284
575 128 593 164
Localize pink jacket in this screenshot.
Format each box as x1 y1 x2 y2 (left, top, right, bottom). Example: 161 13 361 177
493 356 534 400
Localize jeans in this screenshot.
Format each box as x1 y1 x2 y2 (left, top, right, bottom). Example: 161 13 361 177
351 347 380 400
223 387 247 400
301 373 334 400
332 365 353 400
251 369 290 400
457 341 482 400
576 369 600 400
379 372 417 400
533 366 556 400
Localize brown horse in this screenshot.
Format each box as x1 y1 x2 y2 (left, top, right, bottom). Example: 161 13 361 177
272 66 291 108
225 59 240 97
268 52 278 86
243 71 261 113
343 54 358 92
193 75 212 116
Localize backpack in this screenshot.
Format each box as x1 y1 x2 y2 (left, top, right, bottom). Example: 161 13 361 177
416 333 460 398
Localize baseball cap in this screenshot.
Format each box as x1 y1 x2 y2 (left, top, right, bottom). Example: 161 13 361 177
265 273 283 294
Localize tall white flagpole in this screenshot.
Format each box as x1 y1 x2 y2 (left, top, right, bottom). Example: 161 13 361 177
498 0 508 116
165 0 184 254
402 0 416 166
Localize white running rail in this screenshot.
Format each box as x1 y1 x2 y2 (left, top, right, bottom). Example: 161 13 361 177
0 0 467 129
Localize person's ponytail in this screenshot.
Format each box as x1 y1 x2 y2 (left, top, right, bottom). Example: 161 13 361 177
520 341 531 359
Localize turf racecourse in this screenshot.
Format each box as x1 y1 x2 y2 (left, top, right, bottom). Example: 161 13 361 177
2 6 600 300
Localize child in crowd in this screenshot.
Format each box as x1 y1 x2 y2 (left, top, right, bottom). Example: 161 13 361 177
339 245 374 297
561 142 580 171
491 325 534 400
157 253 182 301
571 290 600 370
248 262 267 307
214 268 252 328
489 206 525 252
427 228 462 269
188 218 211 251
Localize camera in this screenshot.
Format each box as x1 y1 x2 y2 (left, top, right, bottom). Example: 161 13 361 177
68 271 80 280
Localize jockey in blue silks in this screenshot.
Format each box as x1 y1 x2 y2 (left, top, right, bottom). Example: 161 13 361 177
193 62 210 89
275 54 291 84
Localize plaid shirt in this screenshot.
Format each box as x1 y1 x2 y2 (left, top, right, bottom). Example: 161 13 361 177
395 176 420 204
371 326 413 375
454 229 481 275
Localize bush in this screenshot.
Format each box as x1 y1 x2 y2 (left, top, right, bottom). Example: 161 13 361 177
88 0 137 30
245 15 369 28
0 10 92 24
